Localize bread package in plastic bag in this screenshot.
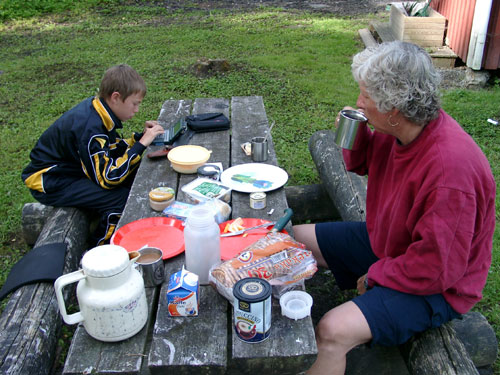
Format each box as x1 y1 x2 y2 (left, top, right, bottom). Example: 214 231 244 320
209 232 317 302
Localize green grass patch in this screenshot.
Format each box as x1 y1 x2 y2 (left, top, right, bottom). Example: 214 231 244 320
0 3 499 373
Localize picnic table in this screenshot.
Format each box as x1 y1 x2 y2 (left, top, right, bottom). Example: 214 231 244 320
62 96 318 375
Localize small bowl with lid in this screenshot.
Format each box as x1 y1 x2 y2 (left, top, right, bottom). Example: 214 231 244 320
167 145 211 174
149 187 174 211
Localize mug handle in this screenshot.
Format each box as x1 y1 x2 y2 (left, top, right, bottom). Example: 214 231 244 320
54 269 86 325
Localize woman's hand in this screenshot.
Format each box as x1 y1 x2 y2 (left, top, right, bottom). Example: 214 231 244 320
139 121 165 147
357 273 368 295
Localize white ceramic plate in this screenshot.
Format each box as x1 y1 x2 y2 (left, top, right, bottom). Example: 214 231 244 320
220 163 288 193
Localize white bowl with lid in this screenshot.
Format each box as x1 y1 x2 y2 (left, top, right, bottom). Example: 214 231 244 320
279 291 313 320
167 145 211 174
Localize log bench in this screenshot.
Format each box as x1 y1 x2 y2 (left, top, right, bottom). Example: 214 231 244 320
308 129 498 375
0 206 90 375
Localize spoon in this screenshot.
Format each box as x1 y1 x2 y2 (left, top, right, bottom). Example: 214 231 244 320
263 120 276 143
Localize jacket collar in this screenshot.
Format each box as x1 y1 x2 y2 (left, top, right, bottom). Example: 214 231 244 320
92 97 123 131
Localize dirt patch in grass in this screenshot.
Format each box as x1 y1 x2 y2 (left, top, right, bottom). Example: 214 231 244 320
134 0 388 16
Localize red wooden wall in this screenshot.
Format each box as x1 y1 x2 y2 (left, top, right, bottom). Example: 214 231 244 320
432 0 500 69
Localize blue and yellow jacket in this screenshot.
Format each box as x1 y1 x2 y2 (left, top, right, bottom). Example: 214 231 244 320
22 97 146 193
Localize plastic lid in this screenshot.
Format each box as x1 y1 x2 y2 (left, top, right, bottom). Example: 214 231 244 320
149 187 175 202
168 145 211 166
186 207 216 228
279 291 313 320
197 164 220 177
233 278 271 303
81 244 130 277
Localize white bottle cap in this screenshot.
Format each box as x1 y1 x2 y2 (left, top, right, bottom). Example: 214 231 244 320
279 291 313 320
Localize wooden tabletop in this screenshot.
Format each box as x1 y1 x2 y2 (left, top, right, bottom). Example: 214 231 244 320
63 96 317 375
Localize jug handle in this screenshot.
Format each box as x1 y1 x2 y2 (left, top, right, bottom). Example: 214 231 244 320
54 269 86 325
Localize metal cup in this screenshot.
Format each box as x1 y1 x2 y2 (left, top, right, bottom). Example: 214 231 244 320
251 137 268 162
334 109 368 150
137 247 164 287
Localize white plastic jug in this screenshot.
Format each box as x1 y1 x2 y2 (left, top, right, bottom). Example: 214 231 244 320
54 244 148 342
184 207 221 284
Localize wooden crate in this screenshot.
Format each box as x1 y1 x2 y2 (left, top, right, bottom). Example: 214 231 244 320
390 2 446 47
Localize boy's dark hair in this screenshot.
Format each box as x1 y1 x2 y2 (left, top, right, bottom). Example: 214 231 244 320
98 64 147 101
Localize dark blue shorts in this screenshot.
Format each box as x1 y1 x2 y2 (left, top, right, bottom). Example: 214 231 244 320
315 221 460 346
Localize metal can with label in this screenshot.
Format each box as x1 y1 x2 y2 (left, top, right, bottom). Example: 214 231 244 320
249 192 266 210
233 278 271 343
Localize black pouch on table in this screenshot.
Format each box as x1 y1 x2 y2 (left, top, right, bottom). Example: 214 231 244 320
185 113 230 133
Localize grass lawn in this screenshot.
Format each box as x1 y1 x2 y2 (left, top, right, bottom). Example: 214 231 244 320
0 1 499 372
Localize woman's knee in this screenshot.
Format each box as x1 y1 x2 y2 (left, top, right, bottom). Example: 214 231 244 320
315 302 372 352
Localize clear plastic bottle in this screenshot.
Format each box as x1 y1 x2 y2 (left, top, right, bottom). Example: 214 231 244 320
184 207 221 284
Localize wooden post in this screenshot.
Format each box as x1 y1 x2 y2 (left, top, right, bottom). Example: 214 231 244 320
21 202 54 246
308 129 367 221
400 322 479 375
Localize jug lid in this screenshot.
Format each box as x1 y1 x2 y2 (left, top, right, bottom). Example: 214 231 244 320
81 244 130 277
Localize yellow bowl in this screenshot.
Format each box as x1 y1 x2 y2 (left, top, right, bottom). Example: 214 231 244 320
167 145 211 174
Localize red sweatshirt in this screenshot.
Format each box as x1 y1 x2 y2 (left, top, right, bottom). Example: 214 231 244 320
343 110 496 314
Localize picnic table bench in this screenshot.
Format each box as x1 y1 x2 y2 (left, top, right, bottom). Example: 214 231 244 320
62 96 318 375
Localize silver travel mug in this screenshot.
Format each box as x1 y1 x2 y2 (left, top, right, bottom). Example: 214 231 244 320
334 109 368 150
137 247 165 287
251 137 269 162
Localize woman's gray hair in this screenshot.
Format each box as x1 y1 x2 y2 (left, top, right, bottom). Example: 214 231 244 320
352 41 441 126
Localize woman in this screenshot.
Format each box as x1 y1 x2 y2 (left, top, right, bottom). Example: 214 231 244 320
294 41 496 375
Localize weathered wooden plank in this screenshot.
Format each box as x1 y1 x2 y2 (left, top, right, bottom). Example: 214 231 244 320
358 28 378 48
309 129 367 221
0 207 89 375
149 271 227 375
120 99 193 227
176 97 231 203
229 96 317 373
148 98 229 374
370 21 396 43
62 288 156 375
229 96 292 232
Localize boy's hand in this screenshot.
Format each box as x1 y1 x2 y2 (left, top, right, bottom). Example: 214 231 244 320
139 122 165 147
144 120 160 130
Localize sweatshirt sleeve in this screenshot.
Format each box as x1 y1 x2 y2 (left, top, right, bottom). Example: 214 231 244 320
81 132 146 189
341 123 373 176
367 187 477 295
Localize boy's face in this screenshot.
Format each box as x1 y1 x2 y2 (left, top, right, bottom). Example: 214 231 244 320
107 91 144 121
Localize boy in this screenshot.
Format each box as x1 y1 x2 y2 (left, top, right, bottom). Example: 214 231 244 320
22 64 165 246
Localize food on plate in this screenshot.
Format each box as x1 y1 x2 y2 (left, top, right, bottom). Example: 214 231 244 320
224 217 245 233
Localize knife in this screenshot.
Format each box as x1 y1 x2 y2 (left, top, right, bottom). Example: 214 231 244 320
220 208 293 237
220 222 275 237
